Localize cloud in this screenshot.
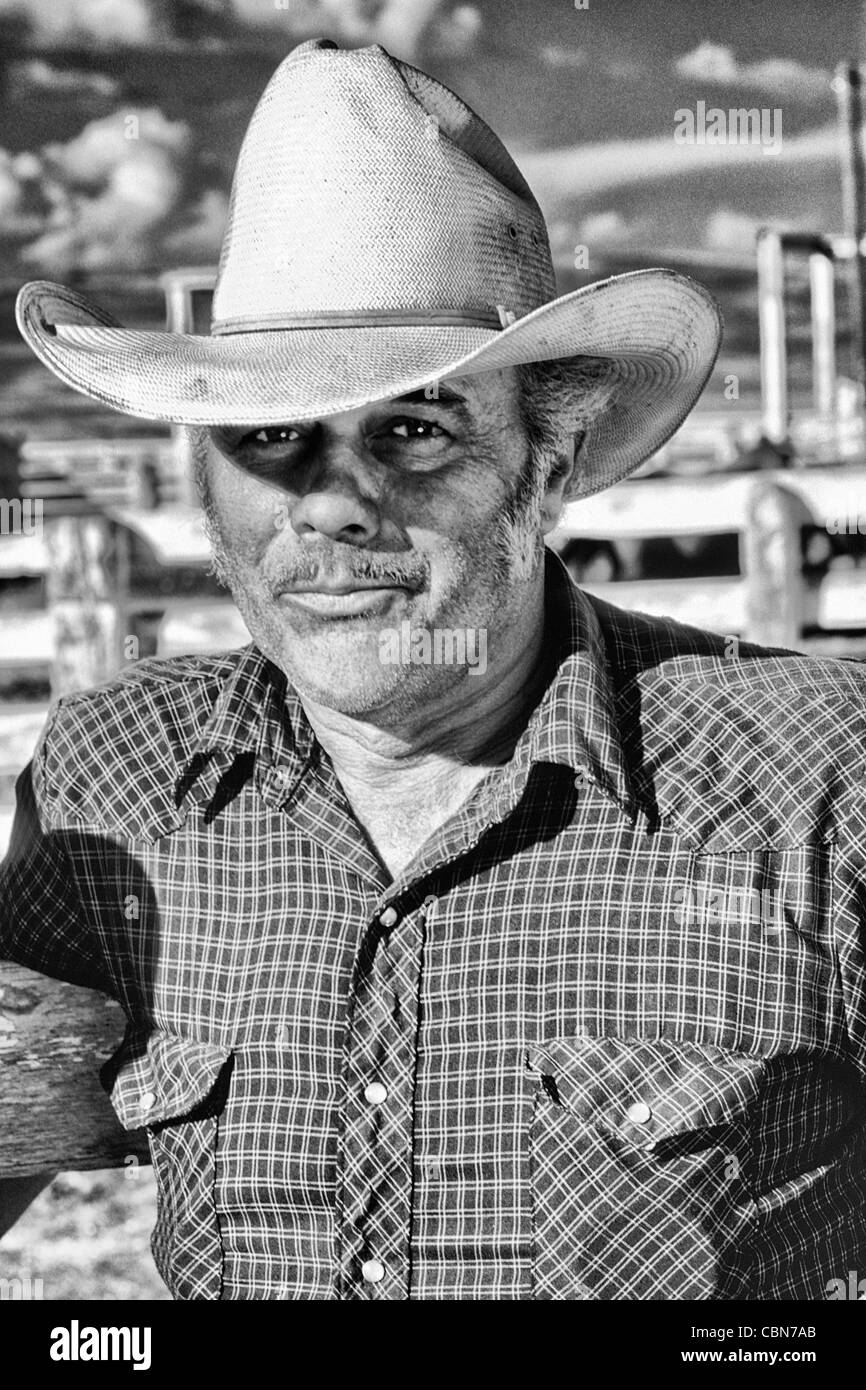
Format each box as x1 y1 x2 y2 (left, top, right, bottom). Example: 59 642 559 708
429 3 481 56
1 0 482 58
576 210 631 244
230 0 481 59
325 0 439 51
0 3 483 275
518 122 839 209
703 206 775 251
0 150 26 221
9 57 119 96
515 122 845 267
550 208 657 261
674 41 830 99
539 44 642 79
164 187 228 261
556 205 692 262
0 148 48 235
16 107 191 273
0 0 158 45
539 44 587 70
42 105 188 183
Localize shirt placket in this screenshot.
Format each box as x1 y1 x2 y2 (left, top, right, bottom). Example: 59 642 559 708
336 898 426 1299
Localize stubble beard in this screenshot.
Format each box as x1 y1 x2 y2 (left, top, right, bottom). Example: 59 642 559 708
195 437 548 715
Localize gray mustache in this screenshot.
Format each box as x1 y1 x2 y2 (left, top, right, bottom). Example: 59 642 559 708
271 548 427 592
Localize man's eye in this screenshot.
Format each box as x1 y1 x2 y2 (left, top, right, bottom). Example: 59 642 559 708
386 419 446 440
245 426 302 446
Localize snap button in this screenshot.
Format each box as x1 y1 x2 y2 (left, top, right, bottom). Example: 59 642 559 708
364 1081 388 1105
379 906 398 928
626 1101 652 1125
139 1090 157 1113
361 1258 385 1284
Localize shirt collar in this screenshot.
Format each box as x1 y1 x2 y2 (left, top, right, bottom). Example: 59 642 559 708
175 641 314 813
176 549 638 820
509 548 638 817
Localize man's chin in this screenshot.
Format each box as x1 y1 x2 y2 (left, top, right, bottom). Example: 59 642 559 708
233 591 491 716
274 632 473 718
282 662 446 718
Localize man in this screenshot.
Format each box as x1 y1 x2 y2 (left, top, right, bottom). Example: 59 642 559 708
3 37 866 1302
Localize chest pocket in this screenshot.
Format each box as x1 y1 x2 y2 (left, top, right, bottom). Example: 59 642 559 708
526 1035 763 1301
102 1027 234 1301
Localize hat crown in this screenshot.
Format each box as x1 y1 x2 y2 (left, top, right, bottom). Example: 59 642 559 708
211 38 556 332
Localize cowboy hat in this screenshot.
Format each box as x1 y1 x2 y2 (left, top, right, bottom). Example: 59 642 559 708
15 37 723 501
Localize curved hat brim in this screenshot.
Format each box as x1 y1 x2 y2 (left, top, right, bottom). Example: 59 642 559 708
16 268 722 501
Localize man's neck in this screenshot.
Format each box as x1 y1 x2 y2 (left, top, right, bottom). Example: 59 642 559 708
297 579 553 876
302 582 549 778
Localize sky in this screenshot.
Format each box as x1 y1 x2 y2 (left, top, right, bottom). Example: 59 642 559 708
0 0 865 432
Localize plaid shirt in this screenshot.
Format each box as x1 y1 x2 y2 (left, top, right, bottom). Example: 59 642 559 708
3 550 866 1301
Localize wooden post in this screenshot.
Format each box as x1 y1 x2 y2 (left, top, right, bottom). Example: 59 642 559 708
0 962 148 1178
43 514 118 698
2 519 142 1192
834 63 866 392
159 268 217 509
809 249 837 418
757 230 789 445
742 480 805 648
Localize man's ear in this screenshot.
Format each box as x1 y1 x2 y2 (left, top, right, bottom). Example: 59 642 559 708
540 431 584 534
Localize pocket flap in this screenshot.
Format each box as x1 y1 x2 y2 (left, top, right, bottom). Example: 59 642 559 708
526 1035 762 1147
100 1027 234 1131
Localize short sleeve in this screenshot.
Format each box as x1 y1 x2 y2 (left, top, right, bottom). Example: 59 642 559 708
0 703 113 996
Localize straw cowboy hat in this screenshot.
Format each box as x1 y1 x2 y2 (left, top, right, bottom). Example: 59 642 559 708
15 37 723 501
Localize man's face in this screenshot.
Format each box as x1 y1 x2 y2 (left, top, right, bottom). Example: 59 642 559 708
199 367 563 718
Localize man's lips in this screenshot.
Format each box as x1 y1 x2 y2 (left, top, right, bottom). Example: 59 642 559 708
278 580 414 595
275 579 417 617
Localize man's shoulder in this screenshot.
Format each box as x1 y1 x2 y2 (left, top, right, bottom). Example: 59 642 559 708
33 647 254 831
589 595 866 847
591 591 866 708
51 646 242 736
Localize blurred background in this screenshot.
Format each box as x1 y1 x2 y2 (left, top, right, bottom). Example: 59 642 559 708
3 0 866 1299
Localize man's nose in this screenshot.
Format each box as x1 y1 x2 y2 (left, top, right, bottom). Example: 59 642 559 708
287 446 381 544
